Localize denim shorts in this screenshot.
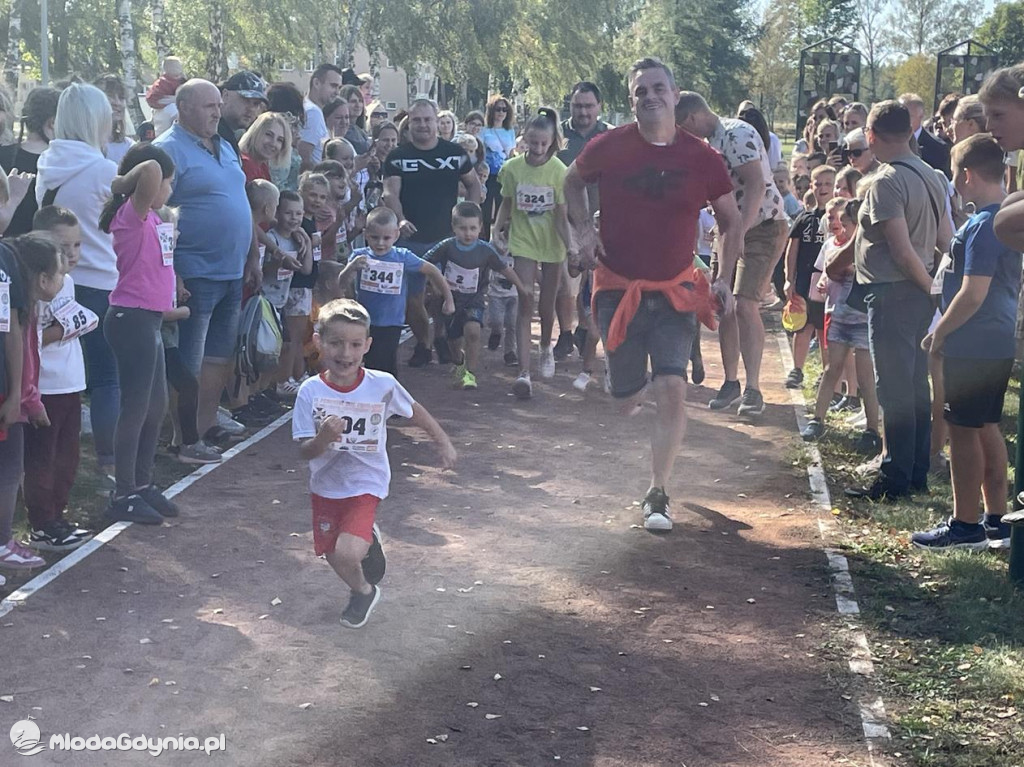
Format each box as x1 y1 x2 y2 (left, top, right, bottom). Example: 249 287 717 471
595 289 697 399
445 302 486 339
179 277 243 376
827 320 869 350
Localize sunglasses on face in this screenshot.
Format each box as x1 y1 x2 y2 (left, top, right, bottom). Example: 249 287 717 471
847 147 868 158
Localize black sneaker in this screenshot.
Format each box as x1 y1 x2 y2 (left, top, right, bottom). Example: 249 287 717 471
138 485 180 518
361 523 387 585
844 479 909 502
737 388 765 416
826 392 844 410
487 331 501 351
108 494 164 525
504 351 518 367
708 380 742 410
984 514 1011 550
251 392 288 416
832 395 861 413
434 338 453 365
341 585 382 629
553 331 574 361
854 429 881 455
801 418 825 441
785 368 804 389
28 520 89 552
911 517 988 552
408 343 432 367
230 403 275 428
641 487 672 532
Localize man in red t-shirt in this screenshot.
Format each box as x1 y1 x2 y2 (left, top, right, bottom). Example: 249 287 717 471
564 57 742 533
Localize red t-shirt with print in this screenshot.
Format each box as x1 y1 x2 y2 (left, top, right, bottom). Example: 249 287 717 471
574 123 732 281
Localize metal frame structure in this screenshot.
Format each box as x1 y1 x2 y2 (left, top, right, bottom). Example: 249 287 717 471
934 39 999 113
796 38 861 135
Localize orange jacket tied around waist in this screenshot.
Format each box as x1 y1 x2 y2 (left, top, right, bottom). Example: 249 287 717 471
592 261 718 352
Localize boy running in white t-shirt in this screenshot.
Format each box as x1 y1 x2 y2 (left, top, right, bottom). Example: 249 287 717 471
292 298 456 629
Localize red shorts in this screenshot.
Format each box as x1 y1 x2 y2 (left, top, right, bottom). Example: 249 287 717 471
311 494 380 555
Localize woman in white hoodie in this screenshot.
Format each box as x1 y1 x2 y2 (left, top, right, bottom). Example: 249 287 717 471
36 83 120 477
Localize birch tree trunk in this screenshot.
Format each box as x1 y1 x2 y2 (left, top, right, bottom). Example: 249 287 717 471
152 0 169 62
4 0 22 93
205 0 228 82
341 0 370 67
118 0 145 125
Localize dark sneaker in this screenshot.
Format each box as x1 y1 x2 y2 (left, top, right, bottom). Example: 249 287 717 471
108 494 164 525
487 331 501 351
737 388 765 417
854 429 881 455
512 372 532 399
826 392 844 410
341 585 382 629
690 355 705 385
434 338 453 365
911 517 988 552
785 368 804 389
801 418 825 441
138 485 180 518
408 343 432 367
708 380 742 411
553 331 574 361
984 514 1011 550
504 351 518 367
204 425 247 445
641 487 672 532
251 392 288 417
831 395 861 413
230 403 275 428
573 326 588 356
28 520 89 552
362 523 387 585
844 479 909 502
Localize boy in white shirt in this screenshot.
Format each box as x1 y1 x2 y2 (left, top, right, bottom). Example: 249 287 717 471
24 207 95 550
292 298 456 629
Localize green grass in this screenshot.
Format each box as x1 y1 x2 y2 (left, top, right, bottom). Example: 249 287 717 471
798 353 1024 766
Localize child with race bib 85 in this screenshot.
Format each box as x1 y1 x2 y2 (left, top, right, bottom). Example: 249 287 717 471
493 107 576 399
339 207 454 377
292 298 457 628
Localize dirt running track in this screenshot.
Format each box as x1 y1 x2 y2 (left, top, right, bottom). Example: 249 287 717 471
2 332 871 766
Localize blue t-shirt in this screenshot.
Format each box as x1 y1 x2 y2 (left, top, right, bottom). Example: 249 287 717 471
153 124 252 281
941 204 1022 359
350 246 428 327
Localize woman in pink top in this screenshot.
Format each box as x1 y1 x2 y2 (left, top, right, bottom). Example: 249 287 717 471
99 144 179 525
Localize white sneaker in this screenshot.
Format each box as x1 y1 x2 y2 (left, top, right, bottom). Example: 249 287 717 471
512 372 533 399
0 539 46 570
540 346 555 379
573 371 592 392
276 378 300 399
641 488 673 532
0 572 5 586
216 408 246 436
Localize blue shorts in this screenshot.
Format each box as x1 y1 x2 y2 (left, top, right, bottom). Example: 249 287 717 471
826 320 868 350
445 303 486 339
179 277 243 376
595 289 697 399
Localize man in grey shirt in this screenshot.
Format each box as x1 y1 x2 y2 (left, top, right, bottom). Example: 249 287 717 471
846 101 953 500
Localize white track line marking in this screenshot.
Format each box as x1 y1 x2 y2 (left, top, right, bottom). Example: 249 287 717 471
0 411 293 617
774 331 892 762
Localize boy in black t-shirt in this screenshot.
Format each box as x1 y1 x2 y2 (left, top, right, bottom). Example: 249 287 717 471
783 165 835 388
426 202 527 389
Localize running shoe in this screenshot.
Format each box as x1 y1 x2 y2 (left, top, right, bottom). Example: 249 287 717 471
573 371 592 392
832 395 862 413
487 331 501 351
911 517 988 552
452 363 467 387
512 372 533 399
107 494 164 525
408 343 432 367
252 391 288 417
984 514 1011 550
434 338 453 365
0 538 46 569
708 380 741 410
854 430 881 455
204 425 247 445
276 378 300 399
844 479 910 502
540 346 556 379
785 368 804 389
503 351 518 367
801 418 825 441
138 485 180 518
460 369 478 390
216 408 247 436
553 331 574 361
178 440 223 465
737 388 765 416
362 524 387 585
641 487 673 532
341 585 381 629
28 520 89 552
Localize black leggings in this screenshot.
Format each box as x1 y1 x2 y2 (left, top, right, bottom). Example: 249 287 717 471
482 175 502 240
104 307 167 497
165 345 200 446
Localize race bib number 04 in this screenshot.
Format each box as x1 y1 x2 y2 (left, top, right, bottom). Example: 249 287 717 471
52 299 99 341
313 398 386 453
362 258 404 295
516 184 555 214
444 261 480 294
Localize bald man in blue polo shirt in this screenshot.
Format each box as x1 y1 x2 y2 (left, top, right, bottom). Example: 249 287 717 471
154 79 261 437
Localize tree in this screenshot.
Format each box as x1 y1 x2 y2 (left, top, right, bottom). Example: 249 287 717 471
799 0 857 45
885 0 976 56
857 0 888 101
748 0 802 126
118 0 143 123
975 1 1024 66
892 53 934 98
4 0 22 90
